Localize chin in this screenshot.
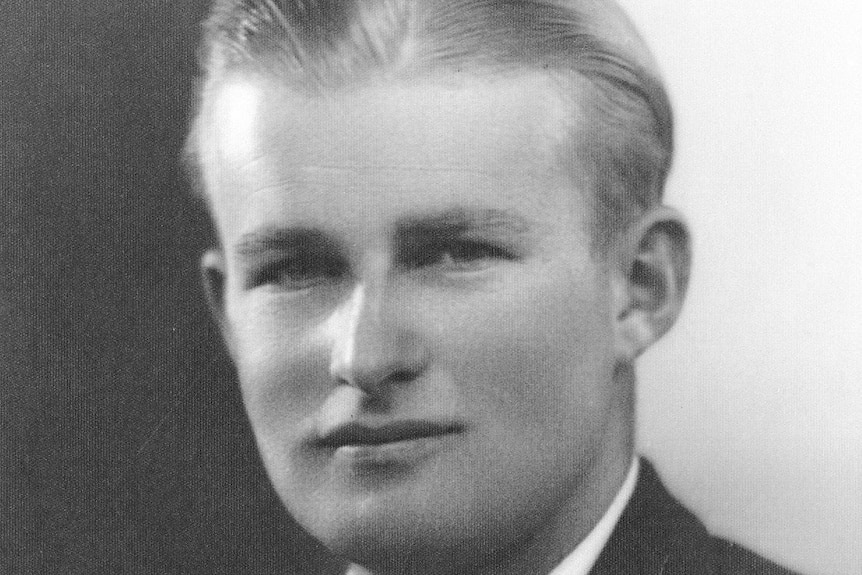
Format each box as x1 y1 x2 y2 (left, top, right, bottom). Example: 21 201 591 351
312 509 445 571
290 488 490 573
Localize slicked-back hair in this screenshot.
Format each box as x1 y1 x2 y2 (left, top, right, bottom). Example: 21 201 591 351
185 0 674 252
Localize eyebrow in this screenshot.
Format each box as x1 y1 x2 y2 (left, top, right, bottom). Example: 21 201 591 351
234 227 331 257
395 208 536 238
232 208 538 256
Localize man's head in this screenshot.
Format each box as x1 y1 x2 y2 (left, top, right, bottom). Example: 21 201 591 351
189 1 690 574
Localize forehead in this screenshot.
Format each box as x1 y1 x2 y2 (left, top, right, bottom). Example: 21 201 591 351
199 71 592 236
206 70 578 167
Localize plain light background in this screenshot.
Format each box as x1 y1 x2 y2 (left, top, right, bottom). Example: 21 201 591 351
616 3 861 575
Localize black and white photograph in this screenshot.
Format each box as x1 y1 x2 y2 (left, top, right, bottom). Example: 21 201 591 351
2 1 859 574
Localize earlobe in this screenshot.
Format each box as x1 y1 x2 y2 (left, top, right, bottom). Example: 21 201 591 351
612 207 691 361
201 249 235 354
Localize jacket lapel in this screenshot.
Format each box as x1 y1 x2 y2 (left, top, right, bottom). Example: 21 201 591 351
589 459 716 575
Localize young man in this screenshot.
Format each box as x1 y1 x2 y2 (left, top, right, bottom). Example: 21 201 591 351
187 1 798 573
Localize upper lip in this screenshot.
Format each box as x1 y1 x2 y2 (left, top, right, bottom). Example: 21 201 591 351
316 420 464 448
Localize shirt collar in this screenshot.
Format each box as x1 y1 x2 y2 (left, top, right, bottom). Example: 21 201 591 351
547 457 640 575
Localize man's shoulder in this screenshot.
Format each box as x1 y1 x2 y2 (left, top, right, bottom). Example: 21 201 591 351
590 458 801 575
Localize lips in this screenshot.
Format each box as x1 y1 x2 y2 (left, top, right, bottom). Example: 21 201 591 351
316 421 464 449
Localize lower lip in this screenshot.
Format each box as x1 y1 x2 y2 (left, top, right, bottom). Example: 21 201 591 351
331 433 460 469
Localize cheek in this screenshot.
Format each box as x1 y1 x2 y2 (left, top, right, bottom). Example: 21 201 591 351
425 272 617 545
451 270 615 439
227 298 329 446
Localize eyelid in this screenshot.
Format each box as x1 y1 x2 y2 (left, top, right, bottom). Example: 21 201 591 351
406 237 518 272
245 251 347 290
448 239 512 259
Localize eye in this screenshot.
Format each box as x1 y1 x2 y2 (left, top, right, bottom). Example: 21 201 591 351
419 240 512 271
253 253 345 290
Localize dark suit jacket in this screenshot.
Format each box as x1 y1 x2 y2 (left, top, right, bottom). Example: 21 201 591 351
588 459 799 575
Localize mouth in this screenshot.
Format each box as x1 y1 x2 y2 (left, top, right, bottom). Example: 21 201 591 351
316 420 464 449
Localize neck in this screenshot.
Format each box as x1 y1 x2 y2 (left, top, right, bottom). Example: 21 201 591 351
478 415 634 575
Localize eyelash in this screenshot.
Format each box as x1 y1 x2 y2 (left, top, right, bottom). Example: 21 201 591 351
415 240 513 269
253 255 344 290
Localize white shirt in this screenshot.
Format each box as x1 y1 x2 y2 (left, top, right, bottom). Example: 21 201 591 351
547 458 640 575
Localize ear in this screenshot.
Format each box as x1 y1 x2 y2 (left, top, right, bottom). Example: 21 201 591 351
611 206 691 362
201 249 236 356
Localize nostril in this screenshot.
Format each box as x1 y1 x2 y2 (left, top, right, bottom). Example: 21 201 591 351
330 366 421 393
388 368 419 384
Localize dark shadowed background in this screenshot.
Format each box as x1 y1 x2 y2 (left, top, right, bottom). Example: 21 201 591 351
1 1 342 573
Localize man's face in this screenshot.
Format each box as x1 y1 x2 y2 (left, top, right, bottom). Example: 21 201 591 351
202 72 631 570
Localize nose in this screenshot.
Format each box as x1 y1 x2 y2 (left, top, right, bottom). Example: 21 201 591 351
328 283 428 394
